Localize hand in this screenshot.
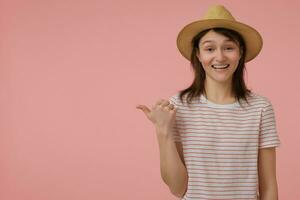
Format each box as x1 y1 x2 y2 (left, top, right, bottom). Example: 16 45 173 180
136 99 177 132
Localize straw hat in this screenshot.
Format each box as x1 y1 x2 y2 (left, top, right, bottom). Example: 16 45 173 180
176 5 263 62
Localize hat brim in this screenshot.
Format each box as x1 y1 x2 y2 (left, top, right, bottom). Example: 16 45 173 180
176 19 263 62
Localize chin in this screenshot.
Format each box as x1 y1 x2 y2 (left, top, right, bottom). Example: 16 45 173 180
213 76 232 83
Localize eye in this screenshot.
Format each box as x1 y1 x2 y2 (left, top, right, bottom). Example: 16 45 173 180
205 48 214 52
225 47 235 51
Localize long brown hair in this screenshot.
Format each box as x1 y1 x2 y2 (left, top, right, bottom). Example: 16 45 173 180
178 27 252 108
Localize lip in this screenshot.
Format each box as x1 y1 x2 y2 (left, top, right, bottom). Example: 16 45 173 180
211 64 230 69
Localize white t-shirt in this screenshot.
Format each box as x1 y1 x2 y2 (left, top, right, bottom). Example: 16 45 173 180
168 92 281 200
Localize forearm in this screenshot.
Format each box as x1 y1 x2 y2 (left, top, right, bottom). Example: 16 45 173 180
156 130 188 197
259 184 278 200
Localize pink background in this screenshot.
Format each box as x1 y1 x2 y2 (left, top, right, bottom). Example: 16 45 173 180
0 0 299 199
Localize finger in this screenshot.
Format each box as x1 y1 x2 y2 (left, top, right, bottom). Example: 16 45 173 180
171 106 177 113
161 100 170 107
136 105 151 114
163 105 173 111
168 104 175 109
155 99 165 106
165 107 176 115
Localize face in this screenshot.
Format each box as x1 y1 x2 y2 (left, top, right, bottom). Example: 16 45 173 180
197 30 241 85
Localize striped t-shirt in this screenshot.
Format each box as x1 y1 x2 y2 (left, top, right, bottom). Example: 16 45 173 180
168 92 281 200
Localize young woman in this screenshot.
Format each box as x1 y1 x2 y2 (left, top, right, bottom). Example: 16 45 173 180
136 5 280 200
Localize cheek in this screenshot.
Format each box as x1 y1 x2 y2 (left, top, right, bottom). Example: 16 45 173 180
198 54 213 66
229 51 241 61
202 62 213 73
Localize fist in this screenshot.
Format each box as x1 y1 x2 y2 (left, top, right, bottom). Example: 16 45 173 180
136 99 177 131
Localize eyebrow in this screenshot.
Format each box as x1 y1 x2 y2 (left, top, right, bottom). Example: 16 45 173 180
200 39 235 45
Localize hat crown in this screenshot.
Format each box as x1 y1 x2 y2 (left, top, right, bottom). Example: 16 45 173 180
203 5 236 21
176 4 263 62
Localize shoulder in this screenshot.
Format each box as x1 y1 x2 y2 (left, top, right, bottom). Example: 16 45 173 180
247 91 274 109
168 91 193 106
168 92 180 106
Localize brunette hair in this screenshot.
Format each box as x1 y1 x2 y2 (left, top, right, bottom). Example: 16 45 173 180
178 27 252 108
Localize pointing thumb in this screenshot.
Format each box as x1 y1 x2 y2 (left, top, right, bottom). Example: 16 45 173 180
136 105 151 117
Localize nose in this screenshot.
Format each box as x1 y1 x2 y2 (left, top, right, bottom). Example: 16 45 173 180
215 49 226 62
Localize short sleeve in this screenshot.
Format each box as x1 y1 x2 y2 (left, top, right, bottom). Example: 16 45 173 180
259 101 281 149
168 95 182 143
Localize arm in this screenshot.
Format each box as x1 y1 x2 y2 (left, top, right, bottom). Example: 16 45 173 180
136 98 188 197
156 129 188 198
258 147 278 200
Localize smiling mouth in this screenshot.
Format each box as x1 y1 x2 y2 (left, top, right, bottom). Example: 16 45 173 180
211 64 230 69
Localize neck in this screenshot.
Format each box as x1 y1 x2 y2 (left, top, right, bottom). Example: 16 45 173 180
204 78 236 104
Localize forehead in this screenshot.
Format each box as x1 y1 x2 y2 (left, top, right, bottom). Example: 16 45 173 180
199 30 236 45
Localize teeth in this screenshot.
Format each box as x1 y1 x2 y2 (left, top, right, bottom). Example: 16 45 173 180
212 64 229 69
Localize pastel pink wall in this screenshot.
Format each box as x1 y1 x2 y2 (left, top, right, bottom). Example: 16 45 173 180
0 0 299 199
